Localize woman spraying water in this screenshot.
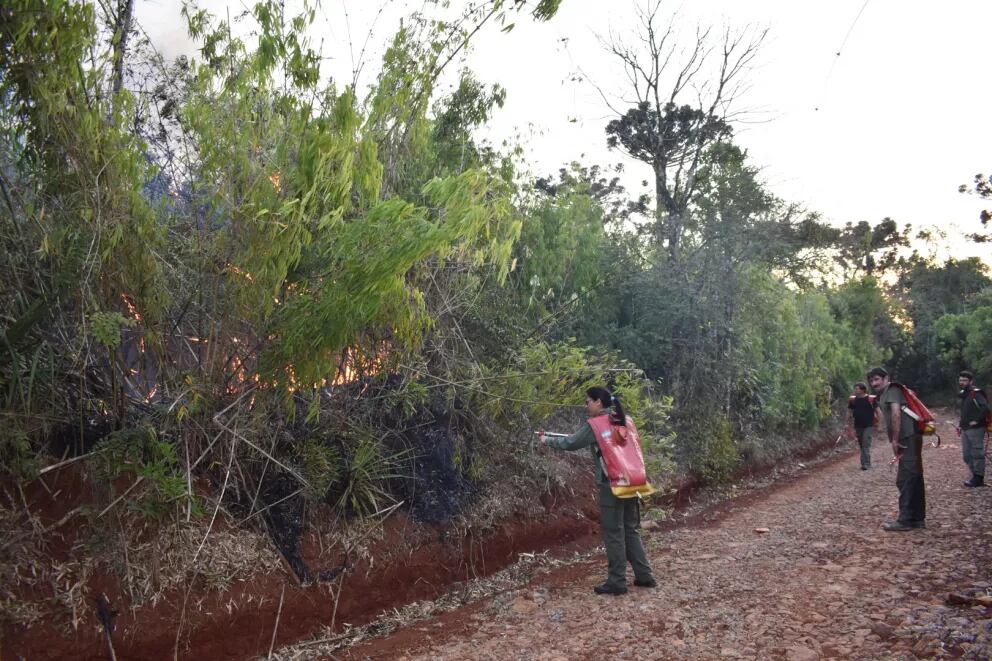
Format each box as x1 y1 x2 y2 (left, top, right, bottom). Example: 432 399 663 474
541 386 657 595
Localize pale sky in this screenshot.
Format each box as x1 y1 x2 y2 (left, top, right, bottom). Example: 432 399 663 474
139 0 991 261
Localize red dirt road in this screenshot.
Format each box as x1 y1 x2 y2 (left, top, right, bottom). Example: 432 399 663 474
338 411 992 660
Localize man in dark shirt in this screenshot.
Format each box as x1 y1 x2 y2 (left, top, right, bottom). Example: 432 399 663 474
868 367 925 531
847 382 879 470
958 370 990 488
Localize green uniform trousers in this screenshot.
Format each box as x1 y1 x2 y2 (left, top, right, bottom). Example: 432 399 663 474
855 426 873 468
598 483 654 589
961 427 986 477
896 433 926 525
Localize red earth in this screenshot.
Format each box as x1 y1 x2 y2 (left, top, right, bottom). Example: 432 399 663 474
10 415 978 660
4 458 605 660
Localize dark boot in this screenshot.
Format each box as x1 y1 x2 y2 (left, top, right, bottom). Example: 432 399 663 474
964 474 985 487
593 583 627 595
882 520 916 532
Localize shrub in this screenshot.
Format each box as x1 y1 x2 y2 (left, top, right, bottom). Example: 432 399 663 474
92 428 194 520
295 438 343 503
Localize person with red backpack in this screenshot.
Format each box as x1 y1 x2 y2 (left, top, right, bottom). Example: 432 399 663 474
847 382 880 470
958 370 990 488
542 386 656 595
868 367 926 531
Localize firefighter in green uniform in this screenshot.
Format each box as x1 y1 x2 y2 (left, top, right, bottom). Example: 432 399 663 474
543 387 656 595
868 367 926 531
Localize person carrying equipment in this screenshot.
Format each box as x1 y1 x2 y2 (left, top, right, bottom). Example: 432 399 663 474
868 367 926 531
541 386 657 595
847 382 880 470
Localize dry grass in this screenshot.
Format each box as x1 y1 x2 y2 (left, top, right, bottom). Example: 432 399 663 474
114 515 284 609
0 496 282 631
0 497 89 630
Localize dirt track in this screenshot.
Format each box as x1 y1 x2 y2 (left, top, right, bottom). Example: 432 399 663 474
341 410 992 660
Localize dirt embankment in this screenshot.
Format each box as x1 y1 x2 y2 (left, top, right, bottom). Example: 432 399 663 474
3 463 604 660
4 421 847 660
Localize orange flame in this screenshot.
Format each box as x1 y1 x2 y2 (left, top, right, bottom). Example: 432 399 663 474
226 265 255 282
331 345 391 386
121 293 143 322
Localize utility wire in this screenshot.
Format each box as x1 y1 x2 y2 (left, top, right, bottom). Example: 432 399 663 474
836 0 873 60
815 0 872 111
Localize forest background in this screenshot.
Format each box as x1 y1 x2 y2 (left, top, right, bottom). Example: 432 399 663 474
1 0 990 637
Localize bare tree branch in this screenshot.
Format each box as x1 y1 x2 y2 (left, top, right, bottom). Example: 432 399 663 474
598 1 766 263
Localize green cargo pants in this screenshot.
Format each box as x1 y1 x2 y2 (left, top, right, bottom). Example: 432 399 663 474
598 483 654 589
896 433 926 525
855 426 873 468
961 427 986 477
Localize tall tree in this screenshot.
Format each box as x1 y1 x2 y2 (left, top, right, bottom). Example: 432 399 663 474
834 218 910 278
601 1 766 263
935 286 992 382
892 256 992 392
958 172 991 243
670 143 836 416
110 0 135 97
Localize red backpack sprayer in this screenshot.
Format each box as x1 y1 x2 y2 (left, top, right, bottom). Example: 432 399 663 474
538 413 657 499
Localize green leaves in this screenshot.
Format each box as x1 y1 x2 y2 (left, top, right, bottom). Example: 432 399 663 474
263 169 517 386
93 428 194 521
514 165 611 311
295 439 343 503
335 432 407 519
90 311 136 350
173 0 526 394
936 304 992 380
1 0 168 323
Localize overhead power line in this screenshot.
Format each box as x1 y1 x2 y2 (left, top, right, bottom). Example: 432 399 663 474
815 0 873 112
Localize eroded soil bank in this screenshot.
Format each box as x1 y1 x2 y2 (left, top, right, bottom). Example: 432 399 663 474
4 424 846 660
3 472 602 660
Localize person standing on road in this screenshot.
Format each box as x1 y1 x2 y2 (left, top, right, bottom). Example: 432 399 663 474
542 387 657 595
847 382 879 470
958 370 990 488
868 367 926 531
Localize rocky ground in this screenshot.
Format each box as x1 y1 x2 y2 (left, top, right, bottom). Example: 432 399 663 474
336 410 992 660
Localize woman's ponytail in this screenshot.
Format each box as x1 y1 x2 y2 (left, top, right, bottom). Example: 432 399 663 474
610 395 627 426
585 386 626 425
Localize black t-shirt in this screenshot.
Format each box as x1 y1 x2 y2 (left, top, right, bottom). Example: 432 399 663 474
848 395 877 428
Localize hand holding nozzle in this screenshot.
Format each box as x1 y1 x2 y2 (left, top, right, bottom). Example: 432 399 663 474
534 429 568 445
